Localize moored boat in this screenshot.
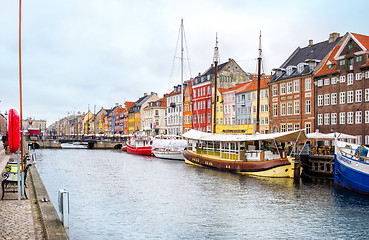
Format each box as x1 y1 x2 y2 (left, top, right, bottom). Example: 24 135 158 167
126 136 153 156
152 136 187 160
61 142 88 149
334 139 369 194
183 129 306 178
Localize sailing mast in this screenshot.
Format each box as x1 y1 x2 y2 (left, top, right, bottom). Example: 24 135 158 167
256 31 262 134
212 34 219 134
180 18 184 135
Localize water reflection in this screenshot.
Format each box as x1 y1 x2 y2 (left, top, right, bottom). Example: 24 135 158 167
35 149 369 240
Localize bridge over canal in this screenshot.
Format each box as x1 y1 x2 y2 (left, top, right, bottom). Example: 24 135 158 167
27 138 124 150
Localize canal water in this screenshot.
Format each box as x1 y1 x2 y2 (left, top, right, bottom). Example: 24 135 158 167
34 149 369 240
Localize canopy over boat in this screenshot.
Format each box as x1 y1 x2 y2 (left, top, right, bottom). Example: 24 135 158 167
152 139 187 149
183 129 307 142
307 132 356 140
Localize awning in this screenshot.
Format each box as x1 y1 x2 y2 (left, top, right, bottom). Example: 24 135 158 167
307 132 356 140
183 129 307 142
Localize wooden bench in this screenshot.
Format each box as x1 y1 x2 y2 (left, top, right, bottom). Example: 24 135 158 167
1 162 31 200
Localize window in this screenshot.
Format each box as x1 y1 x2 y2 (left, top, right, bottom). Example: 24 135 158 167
331 77 337 85
294 100 300 115
340 92 346 104
294 124 300 131
356 73 362 81
356 111 362 124
298 63 305 73
317 79 323 87
272 85 278 96
324 78 330 86
305 122 311 134
347 91 354 103
305 78 311 91
324 113 330 125
357 136 362 145
305 100 311 114
324 94 330 105
366 111 369 123
347 73 354 85
366 135 369 145
339 112 345 125
318 114 323 125
366 71 369 79
208 113 211 123
273 104 278 116
331 113 337 125
356 90 362 102
339 59 345 66
280 83 286 95
348 43 353 50
331 93 337 105
339 75 346 83
294 80 299 92
281 124 286 132
193 89 196 98
281 103 286 116
347 112 354 124
287 82 293 94
317 95 323 106
287 124 293 132
207 86 211 95
287 102 292 115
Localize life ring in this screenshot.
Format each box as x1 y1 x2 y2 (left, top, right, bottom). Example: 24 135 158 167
8 109 20 153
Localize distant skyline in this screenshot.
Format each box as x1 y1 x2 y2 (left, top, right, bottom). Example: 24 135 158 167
0 0 368 126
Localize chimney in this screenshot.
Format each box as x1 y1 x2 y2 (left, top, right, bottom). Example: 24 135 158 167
144 93 148 96
308 39 313 47
211 64 214 68
228 58 232 61
198 73 201 77
329 32 340 43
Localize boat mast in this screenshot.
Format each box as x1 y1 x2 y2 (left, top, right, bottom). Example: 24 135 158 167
256 31 262 134
180 18 184 135
212 33 219 134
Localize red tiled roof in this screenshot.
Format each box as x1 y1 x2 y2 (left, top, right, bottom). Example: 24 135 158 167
223 82 250 94
159 96 167 107
165 89 181 97
315 43 341 77
352 33 369 50
242 77 269 92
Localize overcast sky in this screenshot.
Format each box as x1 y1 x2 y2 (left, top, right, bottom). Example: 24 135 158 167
0 0 367 126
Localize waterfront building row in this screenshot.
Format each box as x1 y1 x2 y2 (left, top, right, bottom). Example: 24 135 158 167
49 31 369 145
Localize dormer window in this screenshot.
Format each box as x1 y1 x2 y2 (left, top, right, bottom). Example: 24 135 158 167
207 75 211 81
339 59 345 66
348 42 353 50
327 64 334 70
297 63 305 73
286 66 295 76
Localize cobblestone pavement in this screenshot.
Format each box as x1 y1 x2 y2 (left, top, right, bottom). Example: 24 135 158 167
0 144 45 240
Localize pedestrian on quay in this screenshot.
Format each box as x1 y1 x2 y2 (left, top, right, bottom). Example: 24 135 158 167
2 132 8 153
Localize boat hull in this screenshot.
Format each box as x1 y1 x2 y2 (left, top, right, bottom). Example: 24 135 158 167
334 149 369 195
126 143 153 156
183 150 295 178
153 150 184 161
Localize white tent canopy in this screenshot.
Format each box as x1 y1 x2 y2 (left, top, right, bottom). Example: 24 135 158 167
307 132 356 140
183 129 307 142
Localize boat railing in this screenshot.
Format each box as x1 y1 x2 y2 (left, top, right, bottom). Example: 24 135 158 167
339 148 369 164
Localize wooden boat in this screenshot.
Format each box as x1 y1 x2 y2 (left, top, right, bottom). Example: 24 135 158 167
126 136 153 156
334 139 369 194
61 142 88 149
183 129 305 178
152 136 187 160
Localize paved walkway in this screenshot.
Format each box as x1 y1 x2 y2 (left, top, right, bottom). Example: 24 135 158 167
0 144 45 239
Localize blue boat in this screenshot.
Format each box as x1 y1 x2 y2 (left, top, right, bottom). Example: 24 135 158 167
334 140 369 195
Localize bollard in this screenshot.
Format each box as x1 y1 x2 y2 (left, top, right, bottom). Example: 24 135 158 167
58 189 69 229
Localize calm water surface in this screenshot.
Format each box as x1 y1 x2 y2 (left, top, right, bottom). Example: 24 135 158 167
34 149 369 240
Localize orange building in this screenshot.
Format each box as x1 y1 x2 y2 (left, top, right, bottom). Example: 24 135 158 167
183 83 193 133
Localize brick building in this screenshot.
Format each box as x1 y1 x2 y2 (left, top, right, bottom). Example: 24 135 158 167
314 32 369 144
269 33 341 134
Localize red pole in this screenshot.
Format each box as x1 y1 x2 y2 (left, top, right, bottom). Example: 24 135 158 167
19 0 24 172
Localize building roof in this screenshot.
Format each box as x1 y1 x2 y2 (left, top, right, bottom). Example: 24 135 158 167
128 92 157 113
270 35 342 83
223 82 251 94
238 77 269 94
315 32 369 76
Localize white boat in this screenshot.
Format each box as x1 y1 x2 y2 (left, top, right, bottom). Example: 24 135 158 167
152 136 187 160
61 142 89 149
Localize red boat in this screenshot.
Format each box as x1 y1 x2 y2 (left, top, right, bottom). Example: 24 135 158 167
126 137 153 156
